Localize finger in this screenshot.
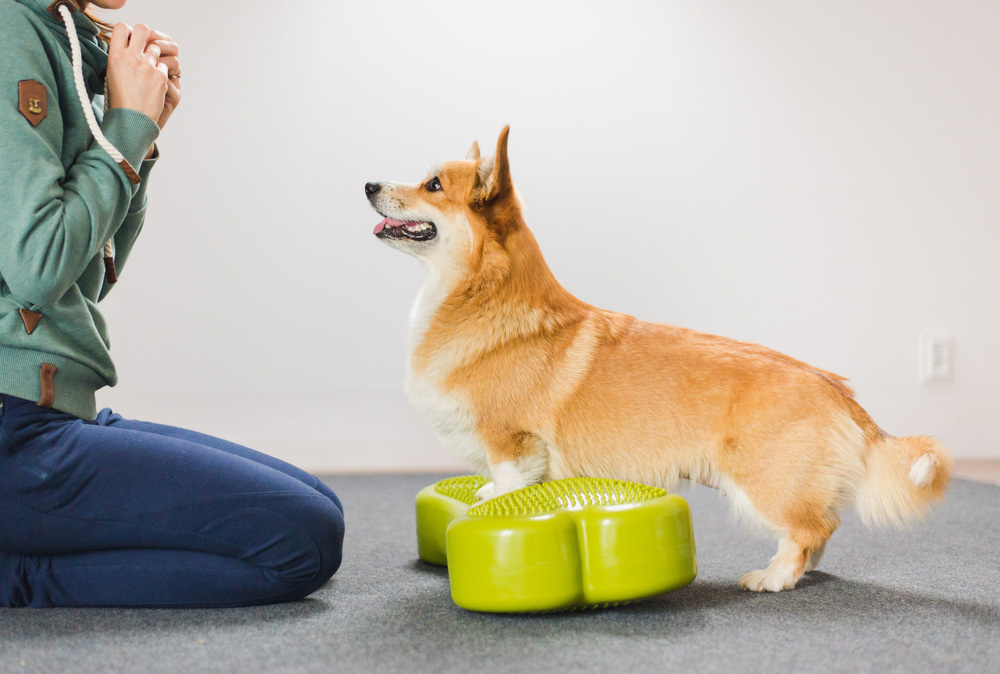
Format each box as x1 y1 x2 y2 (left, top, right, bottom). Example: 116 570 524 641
155 61 170 79
158 56 180 76
148 28 172 43
110 23 131 53
149 39 179 57
129 23 151 54
142 44 160 66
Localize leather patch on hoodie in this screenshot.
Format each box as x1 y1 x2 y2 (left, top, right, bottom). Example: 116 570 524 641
39 363 58 409
19 309 43 335
118 159 142 185
18 80 47 126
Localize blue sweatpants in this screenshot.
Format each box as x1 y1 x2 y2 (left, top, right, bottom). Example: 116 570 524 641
0 394 344 608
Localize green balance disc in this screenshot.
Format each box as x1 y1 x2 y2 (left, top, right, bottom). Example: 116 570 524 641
415 475 697 613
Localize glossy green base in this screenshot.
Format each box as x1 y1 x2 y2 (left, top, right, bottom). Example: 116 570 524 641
415 476 697 613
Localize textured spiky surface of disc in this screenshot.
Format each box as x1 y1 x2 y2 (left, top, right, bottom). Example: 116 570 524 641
433 475 489 505
466 477 667 518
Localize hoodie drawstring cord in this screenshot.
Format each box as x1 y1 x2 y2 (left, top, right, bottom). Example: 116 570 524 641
53 1 140 284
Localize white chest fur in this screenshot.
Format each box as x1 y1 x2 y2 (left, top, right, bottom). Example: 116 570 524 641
404 275 490 473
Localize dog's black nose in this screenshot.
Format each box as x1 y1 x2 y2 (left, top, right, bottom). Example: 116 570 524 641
365 182 381 198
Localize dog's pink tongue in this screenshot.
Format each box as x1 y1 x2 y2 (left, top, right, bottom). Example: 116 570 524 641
374 217 408 235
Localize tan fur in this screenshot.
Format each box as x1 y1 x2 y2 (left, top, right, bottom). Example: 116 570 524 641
369 126 953 591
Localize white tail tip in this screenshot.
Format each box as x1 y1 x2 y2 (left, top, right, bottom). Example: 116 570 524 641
908 454 937 488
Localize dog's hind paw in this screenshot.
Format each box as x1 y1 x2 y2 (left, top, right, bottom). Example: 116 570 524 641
739 568 797 592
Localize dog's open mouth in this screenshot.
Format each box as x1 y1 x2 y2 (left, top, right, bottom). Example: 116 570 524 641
374 217 437 242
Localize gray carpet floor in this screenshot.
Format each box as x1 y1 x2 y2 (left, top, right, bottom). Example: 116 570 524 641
1 474 998 673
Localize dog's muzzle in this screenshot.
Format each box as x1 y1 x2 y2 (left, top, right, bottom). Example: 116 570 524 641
366 182 438 242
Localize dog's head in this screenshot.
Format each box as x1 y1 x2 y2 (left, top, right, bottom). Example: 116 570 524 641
366 126 521 273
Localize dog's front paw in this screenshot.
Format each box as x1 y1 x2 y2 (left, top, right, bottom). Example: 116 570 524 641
474 482 495 502
739 568 797 593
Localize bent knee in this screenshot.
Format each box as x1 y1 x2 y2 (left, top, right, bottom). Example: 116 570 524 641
301 496 344 586
264 495 344 599
200 492 344 601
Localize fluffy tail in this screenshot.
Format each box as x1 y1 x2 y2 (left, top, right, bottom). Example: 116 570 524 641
855 434 953 528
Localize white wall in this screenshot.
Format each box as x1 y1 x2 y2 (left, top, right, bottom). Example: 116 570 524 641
98 0 1000 472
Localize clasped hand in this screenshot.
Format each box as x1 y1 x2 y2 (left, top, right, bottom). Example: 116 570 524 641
105 22 182 152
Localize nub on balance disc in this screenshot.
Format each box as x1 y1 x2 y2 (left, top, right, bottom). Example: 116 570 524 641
415 475 697 613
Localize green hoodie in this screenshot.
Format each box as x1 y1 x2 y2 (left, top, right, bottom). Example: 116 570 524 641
0 0 161 420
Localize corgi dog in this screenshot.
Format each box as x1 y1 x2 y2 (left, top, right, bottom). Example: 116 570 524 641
366 127 952 592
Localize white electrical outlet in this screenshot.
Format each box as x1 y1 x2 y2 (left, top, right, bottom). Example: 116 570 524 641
920 329 954 383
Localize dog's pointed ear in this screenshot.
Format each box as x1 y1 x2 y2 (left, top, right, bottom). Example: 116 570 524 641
466 141 481 161
476 126 512 206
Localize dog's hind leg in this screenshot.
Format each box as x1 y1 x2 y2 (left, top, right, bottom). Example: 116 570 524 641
740 532 826 592
474 432 549 502
740 536 814 592
805 539 828 572
740 520 836 592
731 478 839 591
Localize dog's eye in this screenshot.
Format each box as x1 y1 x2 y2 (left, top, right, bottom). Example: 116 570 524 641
425 177 442 192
